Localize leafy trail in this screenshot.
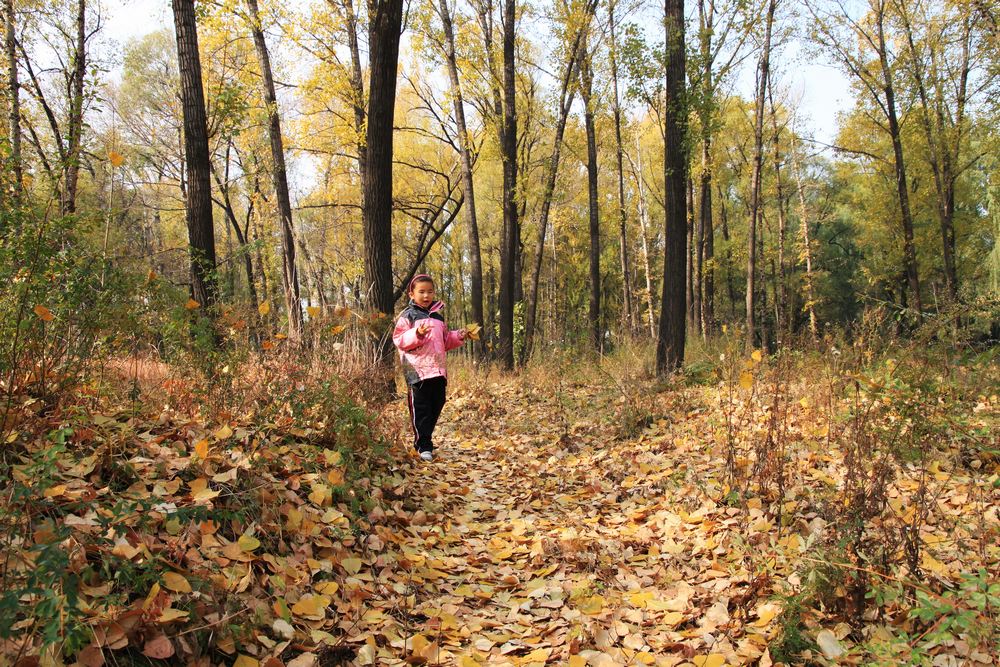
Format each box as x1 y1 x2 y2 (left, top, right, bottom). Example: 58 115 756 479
362 373 998 665
3 361 997 666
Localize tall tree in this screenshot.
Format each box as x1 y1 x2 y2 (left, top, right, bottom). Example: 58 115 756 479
746 0 776 350
497 0 518 369
433 0 486 357
579 38 602 352
609 0 634 334
895 0 992 302
656 0 688 373
246 0 302 339
5 0 21 198
171 0 218 310
523 0 597 361
808 0 922 315
363 0 405 355
63 0 86 214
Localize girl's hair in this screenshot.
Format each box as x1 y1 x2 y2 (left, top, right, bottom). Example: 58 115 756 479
408 274 434 293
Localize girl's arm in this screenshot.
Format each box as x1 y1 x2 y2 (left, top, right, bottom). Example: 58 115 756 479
392 316 425 351
444 328 466 351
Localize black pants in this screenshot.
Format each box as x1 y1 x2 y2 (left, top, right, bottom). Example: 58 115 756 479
407 376 447 452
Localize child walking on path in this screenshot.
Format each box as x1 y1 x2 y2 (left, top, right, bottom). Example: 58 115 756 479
392 274 468 461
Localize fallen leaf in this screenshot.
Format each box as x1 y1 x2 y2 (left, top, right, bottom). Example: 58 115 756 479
143 634 174 659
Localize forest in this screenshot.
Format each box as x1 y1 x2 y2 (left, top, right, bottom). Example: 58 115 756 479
0 0 998 665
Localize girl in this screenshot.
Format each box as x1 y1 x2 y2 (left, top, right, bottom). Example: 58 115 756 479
392 274 468 461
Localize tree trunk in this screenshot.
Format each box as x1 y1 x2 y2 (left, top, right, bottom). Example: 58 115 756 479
688 176 698 331
875 0 922 315
363 0 404 359
62 0 86 215
5 0 21 198
580 40 601 353
437 0 485 357
609 0 634 335
769 81 789 341
746 0 775 350
626 140 657 338
656 0 688 374
790 132 818 338
497 0 518 369
247 0 302 340
172 0 218 310
523 0 595 361
336 0 367 184
700 137 714 334
896 1 966 301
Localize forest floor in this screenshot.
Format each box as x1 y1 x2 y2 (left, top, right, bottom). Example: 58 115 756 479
2 352 998 666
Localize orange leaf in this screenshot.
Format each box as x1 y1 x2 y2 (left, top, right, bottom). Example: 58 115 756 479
193 439 209 459
33 305 54 322
108 150 125 167
185 298 200 310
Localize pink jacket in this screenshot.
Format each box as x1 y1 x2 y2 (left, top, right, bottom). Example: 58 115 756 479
392 300 465 384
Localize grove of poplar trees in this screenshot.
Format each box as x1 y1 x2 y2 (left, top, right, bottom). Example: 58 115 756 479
2 0 999 366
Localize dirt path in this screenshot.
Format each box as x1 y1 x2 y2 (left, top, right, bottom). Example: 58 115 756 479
357 382 773 666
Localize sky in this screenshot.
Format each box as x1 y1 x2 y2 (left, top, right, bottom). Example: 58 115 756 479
100 0 853 147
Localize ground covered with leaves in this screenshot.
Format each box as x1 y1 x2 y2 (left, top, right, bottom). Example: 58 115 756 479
2 349 998 666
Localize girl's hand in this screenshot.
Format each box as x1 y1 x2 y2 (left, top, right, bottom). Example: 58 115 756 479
416 321 430 336
458 329 468 341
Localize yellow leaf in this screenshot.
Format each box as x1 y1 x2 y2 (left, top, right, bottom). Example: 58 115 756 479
33 305 55 322
43 484 66 498
341 557 363 575
108 150 125 167
143 582 161 610
315 581 339 595
751 349 763 363
157 608 189 623
189 478 219 501
521 648 551 662
577 595 605 614
739 372 754 390
693 655 727 667
258 301 271 316
410 634 430 653
464 323 482 340
185 298 200 310
307 305 321 318
162 572 192 593
568 657 587 667
193 439 209 459
799 397 811 409
238 534 260 552
327 468 345 485
233 656 259 667
214 424 233 440
330 324 347 335
290 594 330 619
661 611 685 626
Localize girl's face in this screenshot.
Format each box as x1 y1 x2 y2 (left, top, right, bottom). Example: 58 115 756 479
409 280 435 308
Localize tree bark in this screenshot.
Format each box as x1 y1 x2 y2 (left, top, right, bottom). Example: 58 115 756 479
5 0 21 198
436 0 485 357
62 0 86 215
363 0 405 359
769 81 789 340
523 0 595 361
625 140 657 338
580 40 601 353
656 0 688 374
497 0 518 369
790 132 818 338
172 0 218 310
874 0 922 315
746 0 776 350
609 0 634 335
896 0 967 302
247 0 302 340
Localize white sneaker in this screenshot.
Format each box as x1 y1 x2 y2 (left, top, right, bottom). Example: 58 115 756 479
419 450 434 461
